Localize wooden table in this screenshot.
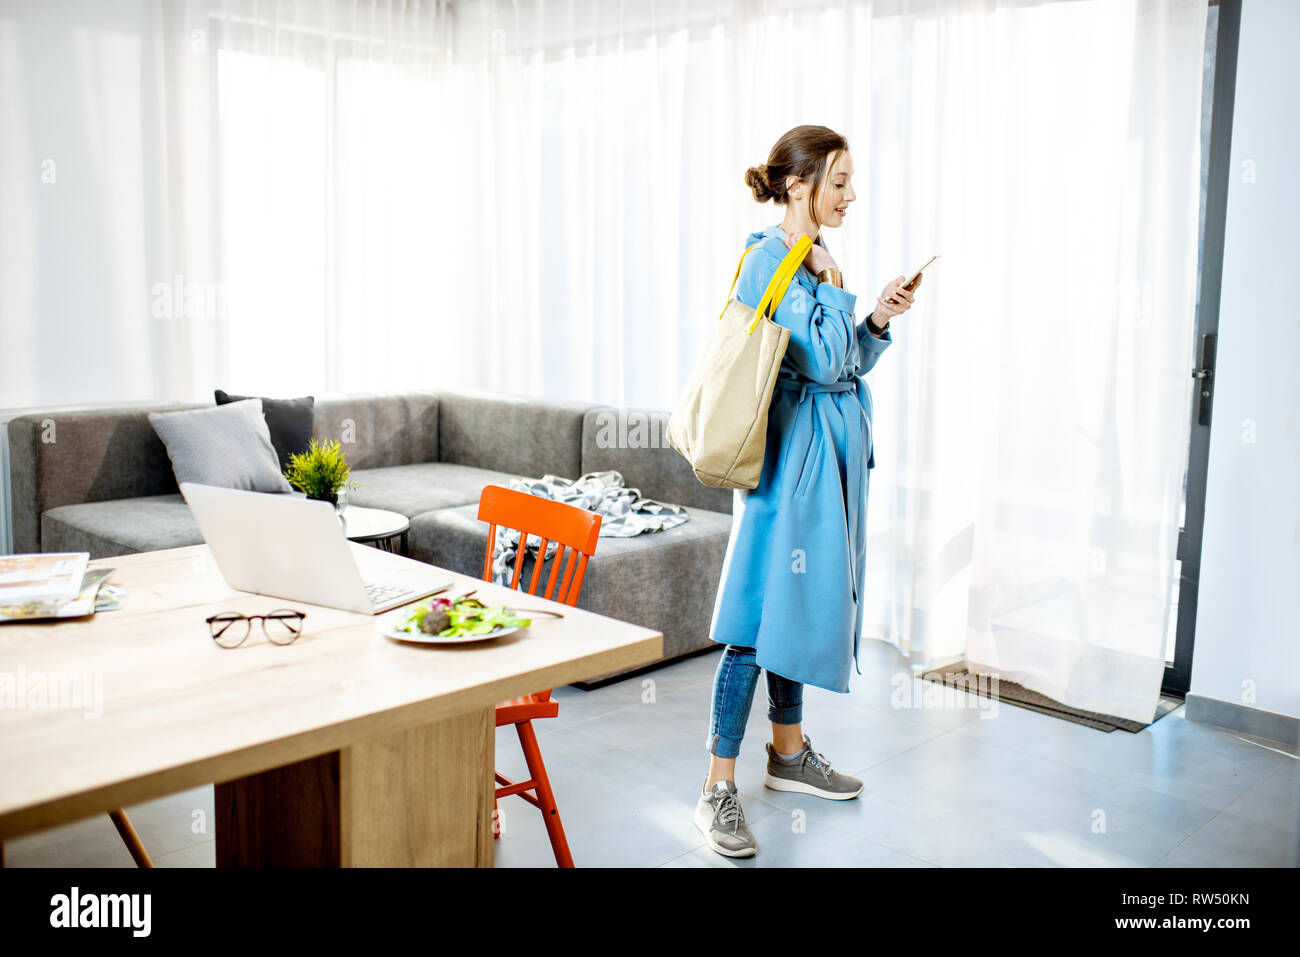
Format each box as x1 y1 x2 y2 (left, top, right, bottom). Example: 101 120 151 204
0 545 662 867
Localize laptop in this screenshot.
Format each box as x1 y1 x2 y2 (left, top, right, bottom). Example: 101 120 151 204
180 482 451 615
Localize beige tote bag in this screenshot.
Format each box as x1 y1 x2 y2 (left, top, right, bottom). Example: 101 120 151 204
667 233 812 489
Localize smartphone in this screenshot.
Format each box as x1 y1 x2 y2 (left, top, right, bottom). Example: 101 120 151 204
903 254 940 290
885 254 940 303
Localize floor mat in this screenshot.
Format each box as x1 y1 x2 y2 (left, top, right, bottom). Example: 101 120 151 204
920 664 1182 732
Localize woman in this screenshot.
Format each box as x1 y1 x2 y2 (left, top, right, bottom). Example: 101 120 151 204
694 125 920 858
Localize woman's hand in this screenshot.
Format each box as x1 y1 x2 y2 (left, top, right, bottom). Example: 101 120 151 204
874 272 921 322
783 231 838 275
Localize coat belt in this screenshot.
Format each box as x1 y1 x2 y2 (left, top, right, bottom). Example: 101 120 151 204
774 375 856 404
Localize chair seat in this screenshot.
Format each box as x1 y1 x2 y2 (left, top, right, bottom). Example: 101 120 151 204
495 693 559 726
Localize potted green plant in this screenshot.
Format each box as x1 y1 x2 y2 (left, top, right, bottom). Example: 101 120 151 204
284 438 358 508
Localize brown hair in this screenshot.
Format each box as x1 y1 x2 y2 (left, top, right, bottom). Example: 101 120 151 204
744 125 849 233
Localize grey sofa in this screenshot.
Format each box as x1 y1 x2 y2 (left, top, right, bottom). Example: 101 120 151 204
6 389 733 684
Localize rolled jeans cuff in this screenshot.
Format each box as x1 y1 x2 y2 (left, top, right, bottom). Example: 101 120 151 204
706 730 744 760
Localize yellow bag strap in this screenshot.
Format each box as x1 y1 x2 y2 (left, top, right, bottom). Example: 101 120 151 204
718 233 815 335
751 233 812 334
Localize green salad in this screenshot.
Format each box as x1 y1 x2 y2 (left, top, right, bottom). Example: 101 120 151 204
395 596 531 638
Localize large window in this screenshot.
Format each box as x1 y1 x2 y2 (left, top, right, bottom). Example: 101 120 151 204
216 45 472 395
218 50 328 397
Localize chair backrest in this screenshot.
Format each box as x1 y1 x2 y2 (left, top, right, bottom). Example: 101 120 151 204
477 485 602 607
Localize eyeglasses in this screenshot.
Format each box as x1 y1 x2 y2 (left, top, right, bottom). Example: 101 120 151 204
206 609 306 648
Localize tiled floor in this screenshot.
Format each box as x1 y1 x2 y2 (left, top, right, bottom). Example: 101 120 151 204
6 641 1298 868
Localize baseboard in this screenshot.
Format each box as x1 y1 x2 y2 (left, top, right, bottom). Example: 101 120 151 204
1184 693 1300 752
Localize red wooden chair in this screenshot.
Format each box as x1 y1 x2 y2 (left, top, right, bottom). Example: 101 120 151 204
478 484 602 869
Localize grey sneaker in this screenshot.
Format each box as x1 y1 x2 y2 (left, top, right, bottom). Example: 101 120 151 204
693 780 758 858
764 735 863 800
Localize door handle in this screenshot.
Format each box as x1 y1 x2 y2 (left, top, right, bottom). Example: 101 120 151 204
1191 332 1217 427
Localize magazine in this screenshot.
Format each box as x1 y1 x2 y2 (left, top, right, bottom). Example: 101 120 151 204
0 567 118 623
0 552 89 604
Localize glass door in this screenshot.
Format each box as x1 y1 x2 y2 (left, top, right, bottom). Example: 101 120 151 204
1164 0 1239 696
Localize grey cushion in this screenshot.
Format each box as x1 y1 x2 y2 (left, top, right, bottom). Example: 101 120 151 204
580 406 733 515
311 392 439 470
41 494 203 559
149 399 292 493
347 462 523 518
408 502 734 682
436 388 595 480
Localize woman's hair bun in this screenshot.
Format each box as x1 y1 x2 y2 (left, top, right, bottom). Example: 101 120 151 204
745 163 775 203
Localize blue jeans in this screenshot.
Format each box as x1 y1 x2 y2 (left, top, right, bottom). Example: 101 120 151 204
706 644 804 759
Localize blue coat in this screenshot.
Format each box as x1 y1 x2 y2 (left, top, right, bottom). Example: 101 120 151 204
708 223 893 693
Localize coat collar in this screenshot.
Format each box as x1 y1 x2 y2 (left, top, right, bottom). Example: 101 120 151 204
747 222 826 285
747 222 828 246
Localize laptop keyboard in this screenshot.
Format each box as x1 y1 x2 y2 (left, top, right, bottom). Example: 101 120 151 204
365 582 416 607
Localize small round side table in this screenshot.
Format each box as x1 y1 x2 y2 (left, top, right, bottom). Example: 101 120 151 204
338 505 410 556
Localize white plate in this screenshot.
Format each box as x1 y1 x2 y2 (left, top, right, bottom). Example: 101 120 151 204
375 605 526 645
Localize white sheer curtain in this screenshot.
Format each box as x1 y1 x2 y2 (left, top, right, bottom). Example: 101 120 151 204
0 0 1207 722
160 0 456 398
861 0 1207 724
0 0 454 408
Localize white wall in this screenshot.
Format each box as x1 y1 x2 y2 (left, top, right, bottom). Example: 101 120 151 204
1190 0 1300 721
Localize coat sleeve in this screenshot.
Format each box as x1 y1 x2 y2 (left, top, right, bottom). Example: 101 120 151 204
737 243 858 385
855 312 893 376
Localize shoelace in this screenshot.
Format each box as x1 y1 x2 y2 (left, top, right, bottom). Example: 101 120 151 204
800 743 834 780
712 789 746 833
